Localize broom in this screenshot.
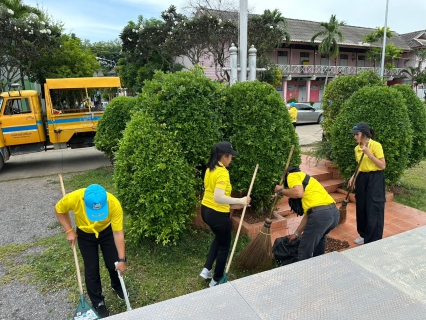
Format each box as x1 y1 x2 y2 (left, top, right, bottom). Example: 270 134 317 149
235 145 295 272
59 174 101 320
217 164 259 284
339 153 365 224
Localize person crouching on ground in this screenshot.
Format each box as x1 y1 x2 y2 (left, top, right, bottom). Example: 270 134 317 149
55 184 127 318
199 141 251 287
348 122 386 245
275 166 339 261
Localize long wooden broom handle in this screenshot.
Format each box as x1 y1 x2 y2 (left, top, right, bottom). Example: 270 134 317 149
58 174 84 295
225 164 259 273
267 145 295 219
345 153 365 201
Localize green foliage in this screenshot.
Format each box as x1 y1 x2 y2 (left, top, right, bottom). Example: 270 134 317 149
287 97 297 103
257 61 283 88
114 112 198 245
223 81 300 212
331 86 412 185
94 96 139 160
322 70 384 138
139 67 224 169
392 85 426 167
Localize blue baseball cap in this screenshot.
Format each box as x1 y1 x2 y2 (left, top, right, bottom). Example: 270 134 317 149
290 102 296 107
84 184 109 222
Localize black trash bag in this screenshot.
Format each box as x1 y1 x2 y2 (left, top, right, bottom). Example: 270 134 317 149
272 236 301 266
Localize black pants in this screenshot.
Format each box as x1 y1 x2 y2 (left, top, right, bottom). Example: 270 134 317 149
292 122 297 128
355 171 386 244
297 205 339 261
77 225 120 306
201 205 232 281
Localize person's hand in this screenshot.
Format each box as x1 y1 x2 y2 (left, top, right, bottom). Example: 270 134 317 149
287 234 298 242
115 262 127 276
361 143 372 158
348 176 354 189
239 196 251 206
66 230 78 246
275 185 284 194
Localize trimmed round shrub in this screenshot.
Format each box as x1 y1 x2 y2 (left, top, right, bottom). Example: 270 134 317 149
138 67 225 169
331 85 412 185
223 81 300 212
322 70 384 137
392 84 426 168
94 96 139 160
114 111 198 245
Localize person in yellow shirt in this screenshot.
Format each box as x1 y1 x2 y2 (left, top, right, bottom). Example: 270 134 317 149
288 102 298 128
199 141 251 287
55 184 127 318
275 166 339 261
348 122 386 245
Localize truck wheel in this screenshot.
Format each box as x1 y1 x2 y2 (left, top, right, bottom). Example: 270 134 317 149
0 155 4 171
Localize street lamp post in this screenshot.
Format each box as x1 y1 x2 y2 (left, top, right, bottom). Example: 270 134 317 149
380 0 389 79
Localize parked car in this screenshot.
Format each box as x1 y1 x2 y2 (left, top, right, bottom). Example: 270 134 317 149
294 103 324 124
312 102 323 110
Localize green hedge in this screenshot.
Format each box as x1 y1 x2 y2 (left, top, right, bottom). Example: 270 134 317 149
223 81 300 212
114 111 198 245
391 84 426 167
331 85 412 185
138 67 225 169
94 96 139 160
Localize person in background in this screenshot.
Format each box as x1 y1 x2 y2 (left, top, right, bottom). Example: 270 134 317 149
275 166 339 261
288 102 298 128
199 141 251 287
55 184 127 318
348 122 386 245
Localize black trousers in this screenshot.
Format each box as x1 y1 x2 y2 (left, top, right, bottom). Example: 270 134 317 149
297 205 339 261
76 224 120 306
355 171 386 244
201 205 232 281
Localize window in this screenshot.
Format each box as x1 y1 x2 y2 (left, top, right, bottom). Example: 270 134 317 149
300 52 310 65
340 54 348 66
3 98 31 115
357 55 365 67
277 51 288 65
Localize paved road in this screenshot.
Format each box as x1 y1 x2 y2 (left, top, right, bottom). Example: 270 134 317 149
0 124 322 181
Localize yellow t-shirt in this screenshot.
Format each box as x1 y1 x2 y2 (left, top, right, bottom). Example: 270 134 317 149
289 107 298 123
56 188 123 237
287 172 335 215
355 139 384 172
201 163 232 213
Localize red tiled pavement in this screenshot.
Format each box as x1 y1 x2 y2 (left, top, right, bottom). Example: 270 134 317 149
270 155 426 250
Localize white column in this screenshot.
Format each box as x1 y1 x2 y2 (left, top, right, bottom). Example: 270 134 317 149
229 44 238 86
283 80 288 101
239 0 248 82
306 80 311 102
248 45 257 81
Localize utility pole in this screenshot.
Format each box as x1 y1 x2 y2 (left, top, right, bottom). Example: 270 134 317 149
239 0 248 82
380 0 389 79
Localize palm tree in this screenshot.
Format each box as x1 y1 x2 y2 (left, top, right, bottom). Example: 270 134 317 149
311 14 346 85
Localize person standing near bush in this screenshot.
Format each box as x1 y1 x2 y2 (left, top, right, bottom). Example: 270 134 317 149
348 122 386 245
199 141 251 287
288 102 298 128
275 166 339 261
55 184 127 318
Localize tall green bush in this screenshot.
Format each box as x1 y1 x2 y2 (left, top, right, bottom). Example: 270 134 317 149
114 111 197 245
331 86 412 185
223 81 300 212
94 96 139 160
391 84 426 167
322 70 384 137
138 67 225 169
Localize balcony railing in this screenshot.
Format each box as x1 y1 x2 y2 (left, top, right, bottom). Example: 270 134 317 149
277 65 405 77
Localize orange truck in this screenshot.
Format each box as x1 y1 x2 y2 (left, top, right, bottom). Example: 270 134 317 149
0 77 121 170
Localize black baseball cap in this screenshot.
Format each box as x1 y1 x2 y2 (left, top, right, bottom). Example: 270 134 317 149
215 141 239 156
349 122 370 134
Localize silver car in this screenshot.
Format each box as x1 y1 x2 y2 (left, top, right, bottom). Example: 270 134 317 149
294 103 324 124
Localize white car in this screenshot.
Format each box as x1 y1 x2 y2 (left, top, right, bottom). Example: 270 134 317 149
294 103 324 124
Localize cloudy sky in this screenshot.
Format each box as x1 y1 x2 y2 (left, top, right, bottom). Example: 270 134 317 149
25 0 426 43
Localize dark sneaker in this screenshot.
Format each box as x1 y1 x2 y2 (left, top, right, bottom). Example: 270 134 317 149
95 301 110 318
113 287 129 300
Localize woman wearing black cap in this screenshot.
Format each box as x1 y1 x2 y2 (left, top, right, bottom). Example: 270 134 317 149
348 122 386 245
199 141 251 287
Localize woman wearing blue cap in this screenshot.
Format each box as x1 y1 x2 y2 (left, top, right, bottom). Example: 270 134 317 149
348 122 386 245
199 141 251 287
55 184 127 318
288 102 298 128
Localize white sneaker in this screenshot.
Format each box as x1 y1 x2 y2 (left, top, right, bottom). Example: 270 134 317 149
209 279 217 287
354 237 364 245
199 268 212 280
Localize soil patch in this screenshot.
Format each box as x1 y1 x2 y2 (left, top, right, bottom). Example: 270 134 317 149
232 207 275 224
326 237 350 253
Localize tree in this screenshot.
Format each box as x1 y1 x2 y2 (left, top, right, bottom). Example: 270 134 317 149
311 14 346 85
86 39 122 75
